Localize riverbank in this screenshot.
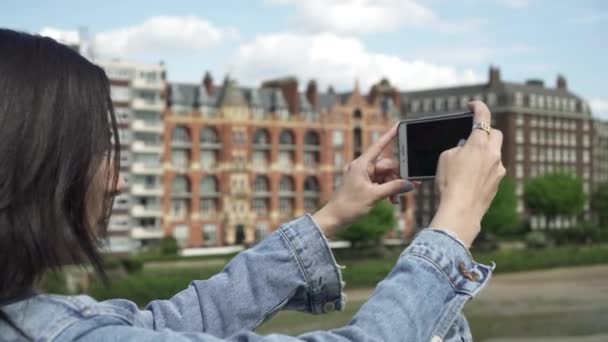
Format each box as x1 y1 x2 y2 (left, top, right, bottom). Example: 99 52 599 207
257 265 608 341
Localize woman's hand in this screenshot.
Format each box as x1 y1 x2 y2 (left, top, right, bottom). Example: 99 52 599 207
430 101 506 247
313 124 417 238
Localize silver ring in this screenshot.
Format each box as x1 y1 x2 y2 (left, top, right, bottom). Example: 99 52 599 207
472 122 491 135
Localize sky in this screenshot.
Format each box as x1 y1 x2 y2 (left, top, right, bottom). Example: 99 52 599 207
2 0 607 119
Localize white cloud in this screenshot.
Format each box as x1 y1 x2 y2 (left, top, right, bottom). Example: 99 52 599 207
232 32 480 91
93 16 237 58
265 0 480 34
591 98 608 120
39 27 80 45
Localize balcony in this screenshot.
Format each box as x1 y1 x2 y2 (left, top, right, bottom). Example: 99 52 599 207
131 162 163 175
131 205 163 218
131 184 163 196
132 98 164 112
131 227 164 240
132 77 164 90
131 141 163 154
132 119 163 133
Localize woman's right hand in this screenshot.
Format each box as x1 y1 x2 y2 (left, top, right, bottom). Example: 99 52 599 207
429 101 506 247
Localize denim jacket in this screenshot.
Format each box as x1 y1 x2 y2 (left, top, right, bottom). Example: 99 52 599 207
0 215 493 341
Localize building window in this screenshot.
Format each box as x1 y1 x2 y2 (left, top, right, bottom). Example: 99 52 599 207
171 199 189 219
252 175 270 215
201 151 216 170
529 94 537 108
200 199 217 218
516 130 524 143
515 92 524 107
486 93 497 106
516 163 524 178
434 98 444 111
420 99 430 112
303 176 321 213
171 150 190 170
583 134 590 147
569 99 576 112
516 182 524 196
172 176 190 196
253 129 270 168
203 224 217 247
173 224 189 247
460 96 469 109
516 146 524 161
304 131 321 168
332 131 344 147
410 100 420 112
530 146 538 161
538 95 545 109
447 96 457 110
201 127 220 170
255 223 269 242
279 130 295 168
171 126 191 147
334 152 344 169
516 114 524 126
279 176 295 217
530 130 538 144
333 174 343 190
583 150 590 163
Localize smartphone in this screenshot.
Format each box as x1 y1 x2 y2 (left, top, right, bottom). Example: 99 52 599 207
398 111 473 180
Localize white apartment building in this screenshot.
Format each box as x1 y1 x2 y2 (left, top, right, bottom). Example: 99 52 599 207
97 60 166 253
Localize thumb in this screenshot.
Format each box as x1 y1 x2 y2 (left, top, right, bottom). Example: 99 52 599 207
374 179 415 199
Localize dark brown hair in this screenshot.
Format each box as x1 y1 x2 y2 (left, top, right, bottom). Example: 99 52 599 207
0 28 119 304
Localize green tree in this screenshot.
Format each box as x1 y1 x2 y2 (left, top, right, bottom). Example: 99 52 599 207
524 172 585 227
338 200 396 248
592 182 608 227
159 236 179 256
482 177 520 237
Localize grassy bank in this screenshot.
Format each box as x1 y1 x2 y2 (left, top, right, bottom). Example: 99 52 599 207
41 244 608 307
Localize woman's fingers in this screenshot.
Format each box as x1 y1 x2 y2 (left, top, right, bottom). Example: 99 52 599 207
467 101 493 146
373 158 399 177
360 123 398 164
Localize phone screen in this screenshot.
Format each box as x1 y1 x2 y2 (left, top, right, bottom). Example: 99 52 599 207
400 113 473 178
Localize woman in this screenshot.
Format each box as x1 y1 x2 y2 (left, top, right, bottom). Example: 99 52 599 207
0 29 505 341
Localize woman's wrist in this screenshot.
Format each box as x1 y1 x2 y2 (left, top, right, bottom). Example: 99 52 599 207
429 202 481 248
312 205 341 239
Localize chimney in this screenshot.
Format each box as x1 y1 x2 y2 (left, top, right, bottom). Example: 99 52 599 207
557 74 567 90
203 71 214 96
488 66 501 87
306 80 318 110
262 77 299 115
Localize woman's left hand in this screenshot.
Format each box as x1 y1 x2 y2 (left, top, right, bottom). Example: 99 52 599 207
313 124 417 238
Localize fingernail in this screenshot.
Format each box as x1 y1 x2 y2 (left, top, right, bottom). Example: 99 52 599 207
458 139 467 147
403 182 414 193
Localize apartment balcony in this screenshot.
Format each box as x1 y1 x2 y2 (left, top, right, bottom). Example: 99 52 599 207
131 184 163 197
132 77 164 90
132 98 164 112
131 227 164 240
171 140 192 149
131 141 163 154
132 119 163 133
131 162 163 175
131 205 163 218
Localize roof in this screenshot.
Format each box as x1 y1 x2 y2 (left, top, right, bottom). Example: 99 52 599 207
216 78 248 107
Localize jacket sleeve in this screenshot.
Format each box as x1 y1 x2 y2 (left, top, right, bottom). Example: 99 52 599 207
99 215 345 337
64 229 493 342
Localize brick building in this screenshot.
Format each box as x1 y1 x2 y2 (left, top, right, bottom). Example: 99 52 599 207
162 75 415 248
401 66 595 230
